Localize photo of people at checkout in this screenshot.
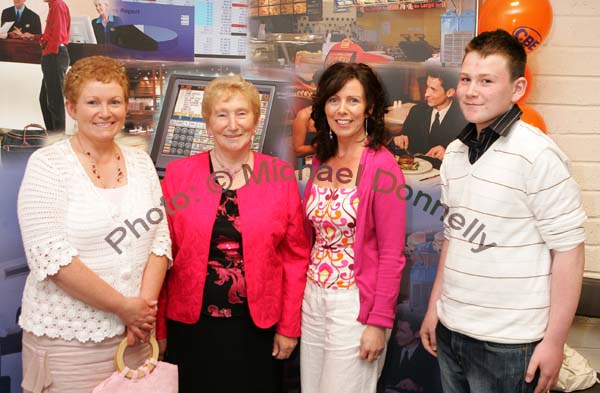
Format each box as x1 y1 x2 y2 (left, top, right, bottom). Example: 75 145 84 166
0 0 41 39
0 0 71 133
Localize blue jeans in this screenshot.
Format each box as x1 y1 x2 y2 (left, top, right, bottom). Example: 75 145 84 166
436 323 540 393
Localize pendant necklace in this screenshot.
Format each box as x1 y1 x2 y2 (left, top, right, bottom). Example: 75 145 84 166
77 136 124 184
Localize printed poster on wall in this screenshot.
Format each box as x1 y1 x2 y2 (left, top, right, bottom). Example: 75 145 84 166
195 0 249 58
112 0 195 61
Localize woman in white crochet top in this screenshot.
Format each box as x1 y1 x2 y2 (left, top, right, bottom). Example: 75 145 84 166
17 56 171 392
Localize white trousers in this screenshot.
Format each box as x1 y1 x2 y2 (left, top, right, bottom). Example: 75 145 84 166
300 281 389 393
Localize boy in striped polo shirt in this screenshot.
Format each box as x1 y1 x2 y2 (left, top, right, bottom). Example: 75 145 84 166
419 29 586 393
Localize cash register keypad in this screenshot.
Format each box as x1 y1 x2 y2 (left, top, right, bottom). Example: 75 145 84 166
162 120 211 157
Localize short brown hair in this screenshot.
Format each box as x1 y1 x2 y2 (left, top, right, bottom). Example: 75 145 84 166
201 75 260 125
64 56 129 103
464 29 527 81
426 66 459 92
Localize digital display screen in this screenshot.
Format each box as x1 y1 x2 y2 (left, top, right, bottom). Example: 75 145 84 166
151 75 278 174
161 84 272 157
195 0 249 58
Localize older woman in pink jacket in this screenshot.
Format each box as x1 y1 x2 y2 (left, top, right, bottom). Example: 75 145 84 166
157 75 309 393
300 62 406 393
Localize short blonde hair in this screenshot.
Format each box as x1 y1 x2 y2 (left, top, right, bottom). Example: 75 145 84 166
93 0 110 7
201 75 260 125
64 56 129 103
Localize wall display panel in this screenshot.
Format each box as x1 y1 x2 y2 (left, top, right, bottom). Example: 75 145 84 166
123 0 194 3
0 156 35 393
112 0 195 61
195 0 249 58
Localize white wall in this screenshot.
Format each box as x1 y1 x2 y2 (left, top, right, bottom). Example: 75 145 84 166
527 0 600 278
0 63 44 129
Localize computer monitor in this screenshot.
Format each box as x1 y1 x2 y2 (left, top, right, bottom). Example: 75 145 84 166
151 74 291 176
70 15 97 44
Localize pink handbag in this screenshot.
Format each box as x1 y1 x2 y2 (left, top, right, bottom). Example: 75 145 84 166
93 336 178 393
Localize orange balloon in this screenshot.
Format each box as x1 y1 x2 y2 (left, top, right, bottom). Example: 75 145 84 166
518 65 533 103
520 104 547 133
478 0 553 53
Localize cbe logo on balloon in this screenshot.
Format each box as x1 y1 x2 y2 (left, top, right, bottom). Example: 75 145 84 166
513 26 542 52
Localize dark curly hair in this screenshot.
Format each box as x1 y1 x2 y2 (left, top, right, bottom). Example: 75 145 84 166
311 62 389 163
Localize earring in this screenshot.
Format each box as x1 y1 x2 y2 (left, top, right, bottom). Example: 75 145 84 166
365 118 368 137
329 128 333 140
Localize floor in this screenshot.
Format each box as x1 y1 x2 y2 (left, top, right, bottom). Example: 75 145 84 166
556 316 600 392
569 316 600 371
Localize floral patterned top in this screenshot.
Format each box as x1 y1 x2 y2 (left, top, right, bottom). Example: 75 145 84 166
201 185 248 318
306 184 359 290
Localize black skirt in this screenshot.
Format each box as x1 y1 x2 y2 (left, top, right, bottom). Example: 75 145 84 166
166 314 283 393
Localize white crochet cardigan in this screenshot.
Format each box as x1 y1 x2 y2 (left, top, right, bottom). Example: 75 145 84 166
17 139 171 343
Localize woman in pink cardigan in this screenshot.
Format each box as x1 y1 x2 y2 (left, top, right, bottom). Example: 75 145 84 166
300 62 406 393
157 75 309 393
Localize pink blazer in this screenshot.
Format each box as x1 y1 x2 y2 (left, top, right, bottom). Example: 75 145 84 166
302 147 406 328
157 152 309 339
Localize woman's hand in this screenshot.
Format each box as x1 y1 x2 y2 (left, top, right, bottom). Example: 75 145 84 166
359 325 386 363
125 325 151 346
272 334 298 360
116 297 157 332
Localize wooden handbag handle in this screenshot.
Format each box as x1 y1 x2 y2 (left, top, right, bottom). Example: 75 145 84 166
114 336 160 379
23 123 48 135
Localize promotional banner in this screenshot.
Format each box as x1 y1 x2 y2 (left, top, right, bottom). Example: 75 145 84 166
113 0 195 61
0 156 30 392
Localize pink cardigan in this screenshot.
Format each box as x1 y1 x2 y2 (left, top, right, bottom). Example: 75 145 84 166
157 152 310 339
302 147 406 328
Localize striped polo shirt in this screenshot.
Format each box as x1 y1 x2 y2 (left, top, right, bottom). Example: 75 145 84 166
437 114 586 344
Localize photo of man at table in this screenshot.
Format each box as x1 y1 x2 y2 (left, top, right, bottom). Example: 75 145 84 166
387 68 467 164
379 305 442 393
